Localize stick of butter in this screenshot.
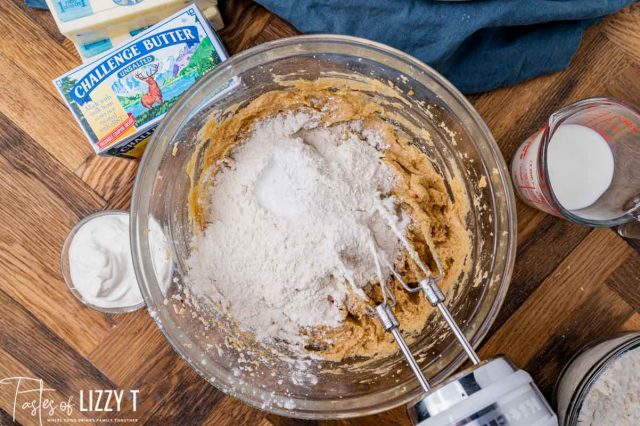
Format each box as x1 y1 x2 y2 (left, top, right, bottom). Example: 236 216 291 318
49 0 224 62
54 5 227 158
45 0 222 52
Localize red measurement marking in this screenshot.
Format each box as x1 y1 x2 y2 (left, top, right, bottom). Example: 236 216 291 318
583 110 610 126
520 139 532 160
581 110 639 140
622 118 639 134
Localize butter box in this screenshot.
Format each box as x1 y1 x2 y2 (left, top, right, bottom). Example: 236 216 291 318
54 5 227 158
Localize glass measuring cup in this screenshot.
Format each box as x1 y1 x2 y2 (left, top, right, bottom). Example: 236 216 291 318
511 97 640 239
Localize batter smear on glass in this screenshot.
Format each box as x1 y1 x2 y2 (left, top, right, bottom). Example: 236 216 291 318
185 81 470 362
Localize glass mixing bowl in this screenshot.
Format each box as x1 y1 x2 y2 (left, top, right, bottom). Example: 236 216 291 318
130 35 516 419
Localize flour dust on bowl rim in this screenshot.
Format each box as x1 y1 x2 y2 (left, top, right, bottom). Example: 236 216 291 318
130 35 517 419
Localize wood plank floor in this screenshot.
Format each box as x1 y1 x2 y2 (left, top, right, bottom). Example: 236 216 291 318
0 1 638 424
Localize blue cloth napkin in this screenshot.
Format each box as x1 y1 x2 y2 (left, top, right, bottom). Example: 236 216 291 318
255 0 635 93
25 0 48 9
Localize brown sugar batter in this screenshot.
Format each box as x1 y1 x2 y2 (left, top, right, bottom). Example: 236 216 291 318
187 79 470 362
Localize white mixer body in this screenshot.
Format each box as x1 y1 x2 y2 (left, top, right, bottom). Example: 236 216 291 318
408 357 558 426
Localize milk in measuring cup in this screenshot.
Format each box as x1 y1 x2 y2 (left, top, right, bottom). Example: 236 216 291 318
513 98 640 232
512 124 615 217
546 124 615 211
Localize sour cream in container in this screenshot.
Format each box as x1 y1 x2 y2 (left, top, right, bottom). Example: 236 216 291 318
61 210 171 313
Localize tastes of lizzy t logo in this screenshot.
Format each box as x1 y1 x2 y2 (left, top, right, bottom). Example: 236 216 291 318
0 376 140 424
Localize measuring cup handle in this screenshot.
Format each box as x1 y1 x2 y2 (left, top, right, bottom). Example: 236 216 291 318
618 222 640 239
618 198 640 239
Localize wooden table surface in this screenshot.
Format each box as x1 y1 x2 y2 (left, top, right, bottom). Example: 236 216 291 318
1 1 639 425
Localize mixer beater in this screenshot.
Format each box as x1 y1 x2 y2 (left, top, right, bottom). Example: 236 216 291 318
367 216 558 426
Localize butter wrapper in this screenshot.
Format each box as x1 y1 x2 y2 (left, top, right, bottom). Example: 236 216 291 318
45 0 222 58
54 5 227 158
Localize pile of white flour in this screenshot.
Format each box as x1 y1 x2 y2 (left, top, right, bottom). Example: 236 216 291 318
578 346 640 424
186 111 408 347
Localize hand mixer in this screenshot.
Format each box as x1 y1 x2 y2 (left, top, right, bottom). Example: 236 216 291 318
368 213 558 426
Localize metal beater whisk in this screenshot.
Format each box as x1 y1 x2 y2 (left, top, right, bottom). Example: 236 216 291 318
366 207 557 426
367 231 479 395
367 206 480 389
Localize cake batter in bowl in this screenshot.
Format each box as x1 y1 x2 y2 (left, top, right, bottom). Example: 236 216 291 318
131 35 516 419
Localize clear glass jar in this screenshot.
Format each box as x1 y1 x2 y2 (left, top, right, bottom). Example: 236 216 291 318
130 35 517 419
555 332 640 426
